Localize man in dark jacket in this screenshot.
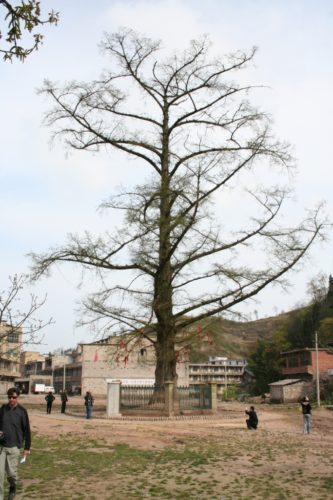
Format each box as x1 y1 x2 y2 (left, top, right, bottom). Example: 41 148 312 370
45 391 55 414
0 387 31 499
84 391 94 419
245 406 258 430
60 390 68 414
300 396 312 433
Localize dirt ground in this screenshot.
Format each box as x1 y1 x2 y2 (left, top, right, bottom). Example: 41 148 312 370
29 402 333 448
12 396 333 499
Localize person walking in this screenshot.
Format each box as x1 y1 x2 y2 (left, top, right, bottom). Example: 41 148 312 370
301 396 312 434
60 391 68 414
245 406 258 430
84 391 94 419
0 387 31 499
45 391 55 414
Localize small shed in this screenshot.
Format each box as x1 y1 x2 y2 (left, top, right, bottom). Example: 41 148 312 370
269 379 304 403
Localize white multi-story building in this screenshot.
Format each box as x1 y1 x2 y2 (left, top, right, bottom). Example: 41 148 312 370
189 356 247 397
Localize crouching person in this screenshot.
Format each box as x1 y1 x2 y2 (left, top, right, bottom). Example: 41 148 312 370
245 406 258 430
0 388 31 499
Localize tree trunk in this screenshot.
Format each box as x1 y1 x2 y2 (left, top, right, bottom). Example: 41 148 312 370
153 103 177 387
154 324 177 387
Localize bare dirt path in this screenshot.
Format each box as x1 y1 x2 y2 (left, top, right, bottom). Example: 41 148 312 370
28 401 333 450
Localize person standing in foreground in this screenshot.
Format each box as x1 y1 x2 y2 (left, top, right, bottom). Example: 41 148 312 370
45 391 55 414
0 388 31 499
301 396 312 434
84 391 94 419
60 390 68 414
245 406 258 430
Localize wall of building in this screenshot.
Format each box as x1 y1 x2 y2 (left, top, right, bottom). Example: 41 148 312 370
81 342 189 396
270 385 283 403
311 351 333 374
0 322 22 382
270 382 305 403
283 383 304 402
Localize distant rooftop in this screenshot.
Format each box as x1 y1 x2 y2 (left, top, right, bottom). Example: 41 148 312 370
269 379 302 386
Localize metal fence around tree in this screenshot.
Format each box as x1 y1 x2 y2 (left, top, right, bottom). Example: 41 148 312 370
120 384 212 414
120 385 165 412
178 385 212 411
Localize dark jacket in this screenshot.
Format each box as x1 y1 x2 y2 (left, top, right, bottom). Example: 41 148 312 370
60 392 68 403
45 393 55 404
0 403 31 450
245 409 258 427
84 394 94 407
301 401 311 415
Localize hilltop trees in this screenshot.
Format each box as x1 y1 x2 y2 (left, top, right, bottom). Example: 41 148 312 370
0 0 58 61
31 30 328 387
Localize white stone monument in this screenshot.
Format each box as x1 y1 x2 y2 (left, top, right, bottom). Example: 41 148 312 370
106 380 122 418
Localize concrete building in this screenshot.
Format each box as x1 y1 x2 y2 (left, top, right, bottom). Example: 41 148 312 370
189 356 247 397
18 341 250 397
269 379 305 403
15 348 81 394
281 348 333 381
53 361 82 394
0 321 22 393
80 338 189 396
17 337 190 396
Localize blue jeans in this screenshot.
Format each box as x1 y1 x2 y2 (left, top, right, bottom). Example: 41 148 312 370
303 414 311 433
86 405 93 419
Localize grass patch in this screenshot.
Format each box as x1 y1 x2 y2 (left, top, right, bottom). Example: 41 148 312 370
14 429 333 499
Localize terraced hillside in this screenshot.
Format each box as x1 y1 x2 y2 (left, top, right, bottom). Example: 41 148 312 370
188 311 296 361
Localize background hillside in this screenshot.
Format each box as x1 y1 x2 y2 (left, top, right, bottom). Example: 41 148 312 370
189 311 296 361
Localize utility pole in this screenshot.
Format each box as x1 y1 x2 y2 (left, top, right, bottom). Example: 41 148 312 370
315 331 320 408
63 363 66 392
224 359 228 396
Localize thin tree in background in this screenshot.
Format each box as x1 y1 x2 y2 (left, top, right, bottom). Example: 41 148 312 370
0 274 53 353
31 30 328 386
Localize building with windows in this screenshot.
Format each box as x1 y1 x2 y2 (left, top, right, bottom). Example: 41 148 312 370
17 337 190 396
15 348 82 394
0 321 22 392
17 341 247 398
189 356 247 397
53 360 82 394
281 348 333 381
80 338 189 395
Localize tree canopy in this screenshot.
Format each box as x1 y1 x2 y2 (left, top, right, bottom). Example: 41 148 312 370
31 30 328 386
0 0 58 61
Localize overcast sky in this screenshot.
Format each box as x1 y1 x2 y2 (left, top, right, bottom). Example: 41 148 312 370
1 0 332 352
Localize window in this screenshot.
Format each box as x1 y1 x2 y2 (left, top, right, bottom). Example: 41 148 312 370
287 354 299 368
300 351 311 366
7 332 19 343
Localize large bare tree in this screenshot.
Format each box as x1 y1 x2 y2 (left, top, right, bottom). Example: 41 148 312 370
31 30 328 386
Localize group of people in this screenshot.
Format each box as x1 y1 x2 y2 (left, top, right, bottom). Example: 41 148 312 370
44 390 68 414
45 390 94 419
245 395 312 433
